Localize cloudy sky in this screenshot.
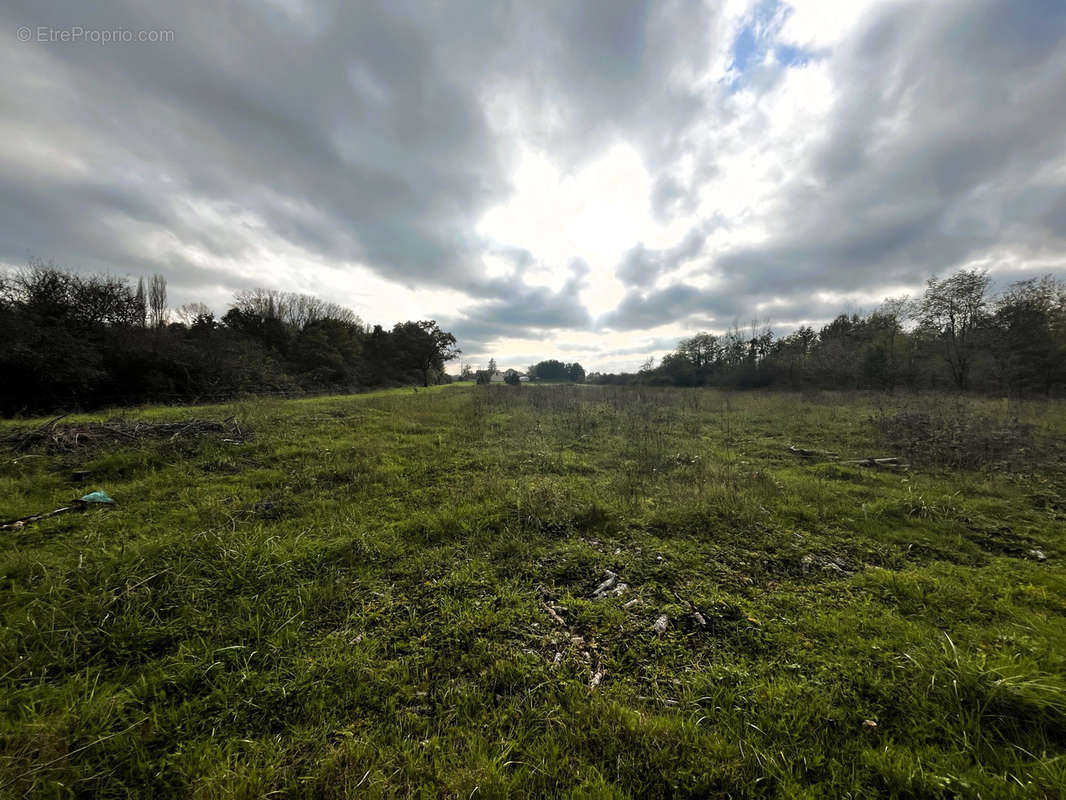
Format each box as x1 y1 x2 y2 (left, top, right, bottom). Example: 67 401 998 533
3 1 1065 372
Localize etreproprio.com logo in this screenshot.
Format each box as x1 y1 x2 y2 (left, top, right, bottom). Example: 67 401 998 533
17 25 175 44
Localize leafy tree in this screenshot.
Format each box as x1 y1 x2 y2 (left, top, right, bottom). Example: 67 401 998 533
991 276 1066 394
680 332 718 368
918 270 991 390
290 318 362 387
769 326 816 386
531 359 568 380
222 306 291 355
529 359 585 382
392 320 461 387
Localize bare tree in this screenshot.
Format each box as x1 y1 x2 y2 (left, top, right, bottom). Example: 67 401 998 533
148 274 167 327
134 277 147 326
869 296 909 389
174 302 212 326
233 288 360 329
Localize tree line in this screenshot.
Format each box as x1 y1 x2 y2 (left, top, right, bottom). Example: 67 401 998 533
0 262 459 415
458 358 587 384
589 270 1066 395
4 262 1061 414
528 359 586 383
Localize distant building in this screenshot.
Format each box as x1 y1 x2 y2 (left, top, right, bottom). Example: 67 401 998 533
476 369 528 384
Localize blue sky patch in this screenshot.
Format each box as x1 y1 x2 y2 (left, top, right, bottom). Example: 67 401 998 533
728 0 815 91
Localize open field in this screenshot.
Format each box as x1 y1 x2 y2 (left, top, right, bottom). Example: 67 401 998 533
1 385 1065 798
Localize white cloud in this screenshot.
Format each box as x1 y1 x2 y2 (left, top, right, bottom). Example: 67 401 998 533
778 0 888 50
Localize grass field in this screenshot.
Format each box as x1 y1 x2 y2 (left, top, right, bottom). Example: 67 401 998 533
1 385 1065 798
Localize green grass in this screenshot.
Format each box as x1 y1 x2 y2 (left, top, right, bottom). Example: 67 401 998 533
1 385 1064 798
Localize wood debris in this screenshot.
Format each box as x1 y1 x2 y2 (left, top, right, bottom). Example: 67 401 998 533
591 569 618 599
542 602 567 626
789 445 909 470
3 416 248 453
788 445 839 459
840 456 909 471
1 504 82 530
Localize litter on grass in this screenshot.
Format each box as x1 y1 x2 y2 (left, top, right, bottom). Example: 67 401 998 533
1 489 117 530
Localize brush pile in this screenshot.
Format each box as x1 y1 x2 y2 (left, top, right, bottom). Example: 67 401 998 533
3 415 248 453
873 407 1035 469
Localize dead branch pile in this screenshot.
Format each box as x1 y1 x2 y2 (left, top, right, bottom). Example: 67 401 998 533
872 408 1035 469
3 415 248 453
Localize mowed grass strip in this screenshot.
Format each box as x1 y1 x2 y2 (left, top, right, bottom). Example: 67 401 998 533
1 385 1064 798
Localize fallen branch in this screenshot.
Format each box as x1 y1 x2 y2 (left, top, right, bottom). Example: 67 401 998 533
1 505 80 530
674 591 707 627
542 602 567 627
788 445 839 459
840 456 909 470
2 492 115 530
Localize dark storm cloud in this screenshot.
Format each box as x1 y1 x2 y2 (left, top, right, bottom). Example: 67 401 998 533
615 219 721 287
703 0 1066 318
1 0 508 296
2 0 1065 358
491 0 720 168
599 284 716 331
0 0 720 313
598 0 1066 335
441 261 594 353
599 279 886 335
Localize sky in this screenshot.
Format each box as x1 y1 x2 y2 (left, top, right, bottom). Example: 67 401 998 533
2 0 1065 373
